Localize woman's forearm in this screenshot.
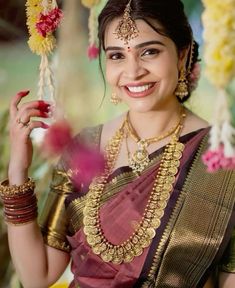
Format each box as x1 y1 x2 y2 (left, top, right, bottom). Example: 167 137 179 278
219 272 235 288
8 221 69 288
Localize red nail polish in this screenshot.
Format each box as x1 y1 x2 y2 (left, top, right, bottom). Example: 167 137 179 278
38 101 51 112
41 123 50 129
39 111 50 117
17 90 30 97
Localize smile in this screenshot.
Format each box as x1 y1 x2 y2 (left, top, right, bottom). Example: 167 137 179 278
124 82 157 98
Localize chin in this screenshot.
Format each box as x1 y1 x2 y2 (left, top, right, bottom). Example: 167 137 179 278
127 101 159 114
124 94 166 113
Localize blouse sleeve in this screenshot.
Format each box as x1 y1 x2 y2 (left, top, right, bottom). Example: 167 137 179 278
219 227 235 273
38 160 75 253
38 124 102 253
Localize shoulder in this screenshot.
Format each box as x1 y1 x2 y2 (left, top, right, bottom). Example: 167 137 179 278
182 109 210 136
100 113 126 150
71 113 126 150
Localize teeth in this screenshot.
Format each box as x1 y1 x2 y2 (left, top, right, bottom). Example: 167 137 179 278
127 84 152 93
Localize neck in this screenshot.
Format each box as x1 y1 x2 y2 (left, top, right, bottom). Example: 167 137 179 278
128 102 183 140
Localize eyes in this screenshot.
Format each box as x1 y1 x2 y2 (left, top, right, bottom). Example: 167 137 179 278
106 48 161 61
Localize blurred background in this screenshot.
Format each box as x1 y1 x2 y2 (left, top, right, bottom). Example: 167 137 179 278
0 0 218 287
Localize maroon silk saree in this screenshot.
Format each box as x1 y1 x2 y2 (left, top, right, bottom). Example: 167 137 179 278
40 127 235 288
40 126 235 288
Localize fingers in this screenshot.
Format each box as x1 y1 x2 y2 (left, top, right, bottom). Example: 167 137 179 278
9 92 52 143
10 90 52 118
17 121 50 138
10 90 30 115
17 108 50 125
20 100 51 114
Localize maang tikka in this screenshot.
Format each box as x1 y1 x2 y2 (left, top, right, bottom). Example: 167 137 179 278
114 0 139 45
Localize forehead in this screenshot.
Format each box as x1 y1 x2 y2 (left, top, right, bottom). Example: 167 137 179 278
104 18 170 48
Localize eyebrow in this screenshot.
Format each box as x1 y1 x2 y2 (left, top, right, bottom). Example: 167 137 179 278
105 40 165 52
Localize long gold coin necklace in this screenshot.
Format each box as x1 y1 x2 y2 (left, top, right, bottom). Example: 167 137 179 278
83 109 186 264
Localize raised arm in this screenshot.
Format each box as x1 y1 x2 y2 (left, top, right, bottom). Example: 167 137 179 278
2 91 70 288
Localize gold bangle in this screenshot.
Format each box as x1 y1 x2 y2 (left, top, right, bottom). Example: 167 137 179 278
0 178 35 197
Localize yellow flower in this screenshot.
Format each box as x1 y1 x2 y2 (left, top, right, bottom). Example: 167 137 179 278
25 0 58 55
202 0 235 88
28 34 56 55
81 0 101 9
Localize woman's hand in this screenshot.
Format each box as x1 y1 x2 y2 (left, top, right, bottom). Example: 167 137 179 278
8 90 50 184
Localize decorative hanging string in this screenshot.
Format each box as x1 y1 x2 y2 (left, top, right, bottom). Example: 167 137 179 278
25 0 63 101
202 0 235 172
81 0 101 60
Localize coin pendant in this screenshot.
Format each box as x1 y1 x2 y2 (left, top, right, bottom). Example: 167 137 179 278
141 236 152 248
101 252 113 262
151 217 161 228
83 226 98 236
146 227 156 239
112 256 123 265
93 243 107 254
83 216 96 226
124 250 135 263
133 245 143 257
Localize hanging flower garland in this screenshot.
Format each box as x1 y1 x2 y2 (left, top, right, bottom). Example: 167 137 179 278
202 0 235 172
26 0 63 101
81 0 101 60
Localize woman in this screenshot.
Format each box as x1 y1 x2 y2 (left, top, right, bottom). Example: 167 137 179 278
1 0 234 287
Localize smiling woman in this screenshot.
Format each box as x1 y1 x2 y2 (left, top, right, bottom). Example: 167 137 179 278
1 0 235 288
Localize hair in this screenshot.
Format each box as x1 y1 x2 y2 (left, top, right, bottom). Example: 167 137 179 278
97 0 200 102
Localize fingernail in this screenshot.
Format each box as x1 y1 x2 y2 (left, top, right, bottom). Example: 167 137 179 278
41 123 50 129
17 90 30 97
38 100 51 112
39 111 50 118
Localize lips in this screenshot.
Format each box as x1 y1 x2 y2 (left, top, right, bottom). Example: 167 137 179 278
124 82 157 98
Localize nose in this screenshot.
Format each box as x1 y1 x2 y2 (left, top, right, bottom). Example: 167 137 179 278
123 55 147 80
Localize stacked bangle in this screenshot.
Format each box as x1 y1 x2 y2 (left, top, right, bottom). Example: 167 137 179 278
0 178 38 225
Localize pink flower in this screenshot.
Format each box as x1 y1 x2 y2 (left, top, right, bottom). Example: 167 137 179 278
87 44 99 60
41 118 106 188
41 119 73 156
202 145 235 173
69 141 105 187
36 8 63 37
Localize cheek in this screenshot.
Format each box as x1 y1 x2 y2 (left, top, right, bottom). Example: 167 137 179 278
105 64 117 86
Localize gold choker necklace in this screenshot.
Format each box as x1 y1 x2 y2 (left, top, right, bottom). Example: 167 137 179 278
83 110 186 264
125 109 186 174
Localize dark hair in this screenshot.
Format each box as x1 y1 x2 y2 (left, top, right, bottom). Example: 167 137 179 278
98 0 200 102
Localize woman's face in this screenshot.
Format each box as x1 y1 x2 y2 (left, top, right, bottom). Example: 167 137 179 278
104 18 185 113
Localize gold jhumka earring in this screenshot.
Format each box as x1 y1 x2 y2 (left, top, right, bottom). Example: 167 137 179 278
114 0 139 45
110 92 121 105
175 68 189 100
175 40 195 100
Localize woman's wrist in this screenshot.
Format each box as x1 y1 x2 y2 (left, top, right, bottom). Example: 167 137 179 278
0 178 38 225
8 167 29 186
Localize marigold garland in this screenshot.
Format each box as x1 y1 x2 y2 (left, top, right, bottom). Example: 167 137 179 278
26 0 61 55
202 0 235 89
202 0 235 171
25 0 63 101
81 0 102 60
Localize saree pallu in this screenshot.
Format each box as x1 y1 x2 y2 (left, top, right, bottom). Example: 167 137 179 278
39 127 235 288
